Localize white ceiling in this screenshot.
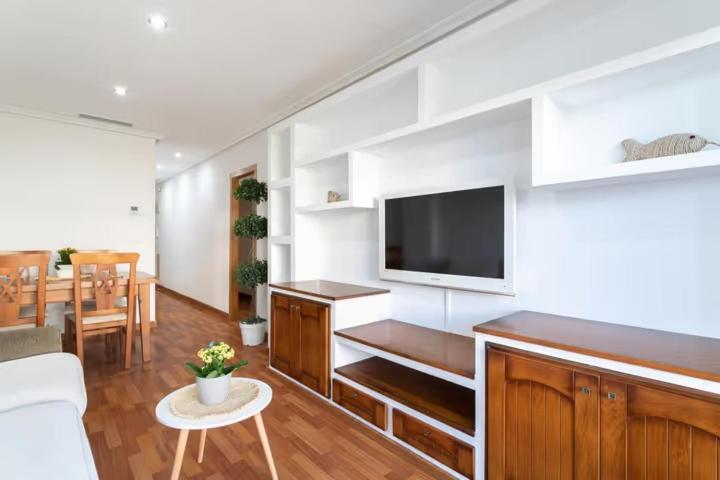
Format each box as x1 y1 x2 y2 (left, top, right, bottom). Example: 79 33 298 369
0 0 490 180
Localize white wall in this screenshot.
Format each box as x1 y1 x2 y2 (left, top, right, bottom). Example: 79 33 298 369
0 111 157 327
157 132 267 317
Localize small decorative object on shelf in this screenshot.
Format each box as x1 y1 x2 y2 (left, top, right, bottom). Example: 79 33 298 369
54 247 77 278
185 341 248 405
239 316 267 346
622 133 719 162
327 190 343 203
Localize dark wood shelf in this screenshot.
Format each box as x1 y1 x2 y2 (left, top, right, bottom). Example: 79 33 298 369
270 280 390 301
475 311 720 384
335 357 475 436
335 320 474 378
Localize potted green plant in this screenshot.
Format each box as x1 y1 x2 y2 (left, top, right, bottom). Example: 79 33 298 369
55 247 77 278
239 316 267 346
185 341 248 405
233 178 269 342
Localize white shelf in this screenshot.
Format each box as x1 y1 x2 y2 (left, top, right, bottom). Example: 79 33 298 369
295 200 375 214
269 235 292 245
296 91 532 168
533 28 720 188
535 148 720 188
269 177 291 189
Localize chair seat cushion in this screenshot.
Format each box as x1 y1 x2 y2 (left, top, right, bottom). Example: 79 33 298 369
0 401 98 480
68 312 127 324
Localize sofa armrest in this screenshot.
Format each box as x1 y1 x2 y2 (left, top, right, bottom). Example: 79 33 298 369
0 326 62 362
0 352 87 415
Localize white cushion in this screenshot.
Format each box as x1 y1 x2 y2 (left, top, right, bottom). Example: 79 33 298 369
0 402 98 480
0 352 87 415
68 312 127 324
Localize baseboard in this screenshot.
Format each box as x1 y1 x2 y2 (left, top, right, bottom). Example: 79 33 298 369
156 285 229 319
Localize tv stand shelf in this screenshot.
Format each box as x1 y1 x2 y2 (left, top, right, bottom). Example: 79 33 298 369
335 320 475 378
335 356 475 436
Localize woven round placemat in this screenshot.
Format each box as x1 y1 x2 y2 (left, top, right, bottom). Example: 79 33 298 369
170 380 260 419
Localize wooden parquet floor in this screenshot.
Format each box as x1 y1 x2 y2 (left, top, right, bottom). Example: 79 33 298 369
81 288 451 479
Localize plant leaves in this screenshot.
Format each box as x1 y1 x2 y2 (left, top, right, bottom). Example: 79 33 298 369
222 360 249 375
185 362 203 376
235 260 268 289
206 370 220 379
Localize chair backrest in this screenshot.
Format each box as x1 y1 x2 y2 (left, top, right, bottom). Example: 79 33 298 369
0 251 51 328
70 252 139 329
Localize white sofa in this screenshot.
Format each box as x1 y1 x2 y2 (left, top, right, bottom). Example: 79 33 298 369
0 332 98 480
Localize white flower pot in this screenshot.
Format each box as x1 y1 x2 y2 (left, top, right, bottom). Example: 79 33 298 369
195 373 231 405
56 265 73 278
240 322 267 346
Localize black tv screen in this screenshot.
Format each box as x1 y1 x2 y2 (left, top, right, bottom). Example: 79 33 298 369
384 186 505 279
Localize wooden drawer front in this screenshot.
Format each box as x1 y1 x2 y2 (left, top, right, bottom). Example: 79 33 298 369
392 410 473 478
332 380 387 430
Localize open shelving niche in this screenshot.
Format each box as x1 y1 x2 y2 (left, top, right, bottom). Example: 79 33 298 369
267 125 294 283
533 27 720 188
331 319 477 443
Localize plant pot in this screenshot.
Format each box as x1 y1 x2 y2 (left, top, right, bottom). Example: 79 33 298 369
56 265 73 278
240 322 267 346
195 373 231 405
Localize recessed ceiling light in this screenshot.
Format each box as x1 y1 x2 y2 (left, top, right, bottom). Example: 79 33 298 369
156 164 164 169
174 152 182 158
148 15 168 30
113 86 127 96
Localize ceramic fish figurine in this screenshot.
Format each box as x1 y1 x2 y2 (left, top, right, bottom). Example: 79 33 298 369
327 190 342 203
622 134 719 162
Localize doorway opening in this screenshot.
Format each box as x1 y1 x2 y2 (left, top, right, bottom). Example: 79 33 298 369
229 166 257 323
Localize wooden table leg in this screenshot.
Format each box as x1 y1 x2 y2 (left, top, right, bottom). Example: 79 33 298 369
138 283 152 363
254 413 278 480
197 429 207 463
170 429 189 480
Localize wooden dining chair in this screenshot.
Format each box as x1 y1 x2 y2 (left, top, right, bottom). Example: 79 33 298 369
0 251 51 330
65 252 139 368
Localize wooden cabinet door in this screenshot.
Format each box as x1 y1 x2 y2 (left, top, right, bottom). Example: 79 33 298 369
600 380 720 479
297 298 330 397
487 348 596 479
270 294 299 377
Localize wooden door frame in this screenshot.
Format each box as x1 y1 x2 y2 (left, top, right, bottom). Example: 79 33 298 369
229 165 257 323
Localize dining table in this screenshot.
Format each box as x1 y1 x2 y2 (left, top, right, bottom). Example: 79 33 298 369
20 271 157 363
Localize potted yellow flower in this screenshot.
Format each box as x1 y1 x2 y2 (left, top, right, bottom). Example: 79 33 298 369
185 341 248 405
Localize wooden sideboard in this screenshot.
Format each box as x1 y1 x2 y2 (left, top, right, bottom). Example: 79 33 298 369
476 311 720 479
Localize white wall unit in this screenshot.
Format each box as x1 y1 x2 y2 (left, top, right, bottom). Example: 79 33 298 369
533 28 720 187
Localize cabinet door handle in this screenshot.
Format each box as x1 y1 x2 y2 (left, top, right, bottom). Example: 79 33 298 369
422 430 432 437
607 392 617 400
581 386 592 396
349 392 358 399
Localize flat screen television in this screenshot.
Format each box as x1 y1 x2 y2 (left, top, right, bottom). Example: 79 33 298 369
379 181 515 295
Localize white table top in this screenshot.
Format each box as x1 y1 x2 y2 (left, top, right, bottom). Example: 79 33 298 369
155 378 272 430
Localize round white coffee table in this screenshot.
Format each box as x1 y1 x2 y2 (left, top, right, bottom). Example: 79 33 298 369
155 378 278 480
